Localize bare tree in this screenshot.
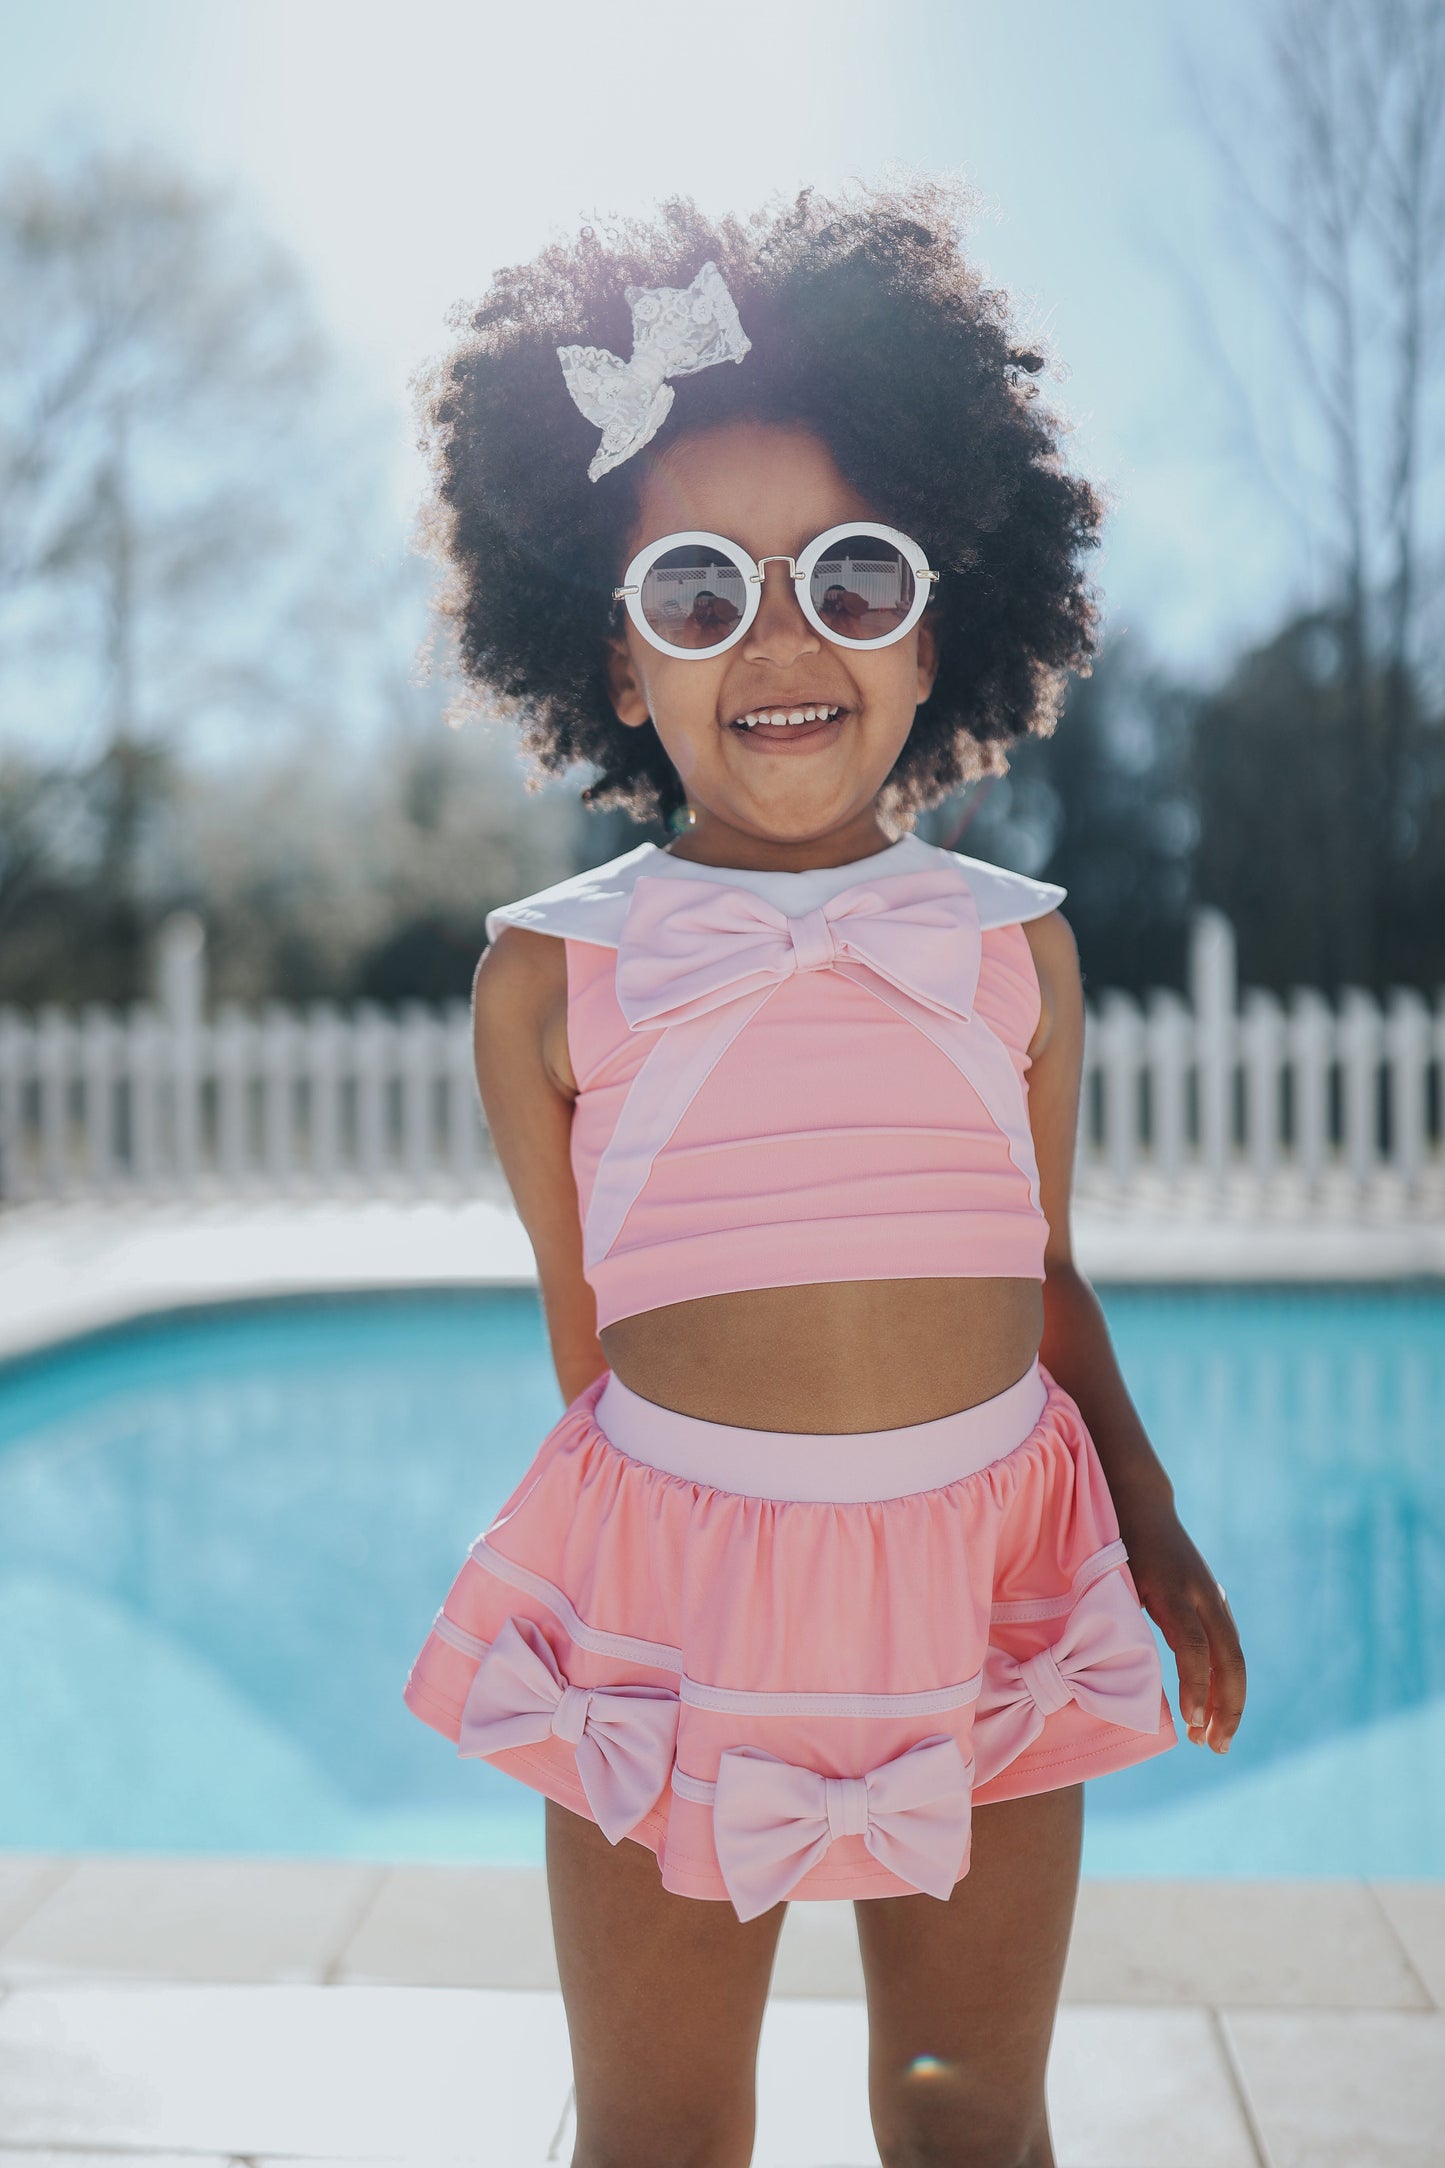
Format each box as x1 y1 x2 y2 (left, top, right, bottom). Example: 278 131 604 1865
0 146 399 993
1184 0 1445 978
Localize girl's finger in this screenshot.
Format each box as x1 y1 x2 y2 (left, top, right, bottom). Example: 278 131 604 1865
1198 1590 1247 1751
1162 1610 1213 1744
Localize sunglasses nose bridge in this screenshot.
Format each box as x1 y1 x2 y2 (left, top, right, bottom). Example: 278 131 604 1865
741 555 822 665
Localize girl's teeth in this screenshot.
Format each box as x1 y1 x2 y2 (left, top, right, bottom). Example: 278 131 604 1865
733 705 840 728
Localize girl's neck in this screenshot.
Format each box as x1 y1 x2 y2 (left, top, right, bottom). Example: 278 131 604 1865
663 808 903 875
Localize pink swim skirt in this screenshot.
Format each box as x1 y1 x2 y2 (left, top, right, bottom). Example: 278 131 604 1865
403 1361 1176 1919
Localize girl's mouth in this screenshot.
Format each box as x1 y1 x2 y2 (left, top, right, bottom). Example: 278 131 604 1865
727 704 847 751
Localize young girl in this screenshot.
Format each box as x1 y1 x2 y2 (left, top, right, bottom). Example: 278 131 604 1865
404 185 1245 2168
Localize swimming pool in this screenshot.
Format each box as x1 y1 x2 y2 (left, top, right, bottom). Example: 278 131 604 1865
0 1284 1440 1875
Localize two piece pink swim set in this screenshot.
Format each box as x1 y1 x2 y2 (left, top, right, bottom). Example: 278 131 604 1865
405 834 1176 1919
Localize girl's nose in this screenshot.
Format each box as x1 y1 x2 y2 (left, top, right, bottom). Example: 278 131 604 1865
742 563 821 666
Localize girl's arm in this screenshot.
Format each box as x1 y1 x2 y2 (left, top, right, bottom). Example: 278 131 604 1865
1023 909 1247 1756
472 927 607 1406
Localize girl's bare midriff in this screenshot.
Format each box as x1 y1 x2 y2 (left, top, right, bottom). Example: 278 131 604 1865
599 1275 1045 1433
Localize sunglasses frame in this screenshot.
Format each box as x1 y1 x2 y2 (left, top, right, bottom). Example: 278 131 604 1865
612 521 939 659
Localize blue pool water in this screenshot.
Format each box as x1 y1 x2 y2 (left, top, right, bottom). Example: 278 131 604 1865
0 1285 1441 1875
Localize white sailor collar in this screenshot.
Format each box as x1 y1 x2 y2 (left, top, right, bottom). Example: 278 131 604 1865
485 834 1065 950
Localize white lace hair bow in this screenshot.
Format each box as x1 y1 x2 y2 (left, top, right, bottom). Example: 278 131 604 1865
556 261 751 483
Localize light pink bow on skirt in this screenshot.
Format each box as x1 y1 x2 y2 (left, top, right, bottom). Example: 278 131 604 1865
711 1735 974 1922
973 1570 1164 1786
459 1615 679 1845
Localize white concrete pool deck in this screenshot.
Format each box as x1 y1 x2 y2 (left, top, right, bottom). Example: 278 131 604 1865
0 1190 1442 1364
0 1858 1443 2164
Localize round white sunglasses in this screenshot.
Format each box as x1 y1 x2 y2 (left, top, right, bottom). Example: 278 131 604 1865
612 521 939 659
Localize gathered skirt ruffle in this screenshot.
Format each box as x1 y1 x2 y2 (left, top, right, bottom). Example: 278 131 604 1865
404 1364 1176 1917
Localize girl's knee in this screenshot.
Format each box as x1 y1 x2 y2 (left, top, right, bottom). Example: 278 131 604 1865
873 2094 1052 2168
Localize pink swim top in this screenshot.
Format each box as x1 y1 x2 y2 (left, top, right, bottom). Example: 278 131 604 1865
486 833 1065 1330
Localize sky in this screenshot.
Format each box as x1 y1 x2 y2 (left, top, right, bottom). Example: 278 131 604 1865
1 0 1306 687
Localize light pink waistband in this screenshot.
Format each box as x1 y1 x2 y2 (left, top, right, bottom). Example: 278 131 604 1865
593 1361 1048 1503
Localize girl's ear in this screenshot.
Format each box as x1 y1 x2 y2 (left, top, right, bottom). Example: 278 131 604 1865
915 613 941 705
604 632 652 730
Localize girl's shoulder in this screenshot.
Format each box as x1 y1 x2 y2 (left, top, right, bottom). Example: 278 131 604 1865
484 836 1065 952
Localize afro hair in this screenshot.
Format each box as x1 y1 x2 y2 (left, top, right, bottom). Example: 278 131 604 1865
414 180 1105 826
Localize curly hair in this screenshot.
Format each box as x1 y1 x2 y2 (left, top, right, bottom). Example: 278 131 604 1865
414 181 1105 826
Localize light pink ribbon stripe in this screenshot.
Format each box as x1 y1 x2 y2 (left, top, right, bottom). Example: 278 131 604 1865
710 1735 973 1922
587 867 1024 1267
856 972 1046 1216
457 1616 678 1844
582 985 773 1269
972 1570 1164 1786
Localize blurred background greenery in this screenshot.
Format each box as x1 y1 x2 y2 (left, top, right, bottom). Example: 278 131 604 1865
2 1 1442 1013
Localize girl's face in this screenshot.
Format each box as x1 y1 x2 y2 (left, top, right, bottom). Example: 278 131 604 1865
605 421 939 862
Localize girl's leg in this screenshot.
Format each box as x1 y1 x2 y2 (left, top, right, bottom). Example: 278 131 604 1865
855 1785 1084 2168
546 1798 787 2168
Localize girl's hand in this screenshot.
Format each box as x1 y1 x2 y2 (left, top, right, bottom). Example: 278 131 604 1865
1118 1498 1247 1755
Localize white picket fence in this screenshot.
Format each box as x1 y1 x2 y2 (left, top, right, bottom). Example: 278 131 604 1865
1073 913 1442 1208
0 909 1440 1211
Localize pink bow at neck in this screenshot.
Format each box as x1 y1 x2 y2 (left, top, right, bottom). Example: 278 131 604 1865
458 1615 678 1845
711 1735 972 1921
615 868 983 1031
972 1570 1164 1787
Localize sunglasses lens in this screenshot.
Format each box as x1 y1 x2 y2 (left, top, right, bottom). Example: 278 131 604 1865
809 534 917 642
639 544 748 652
